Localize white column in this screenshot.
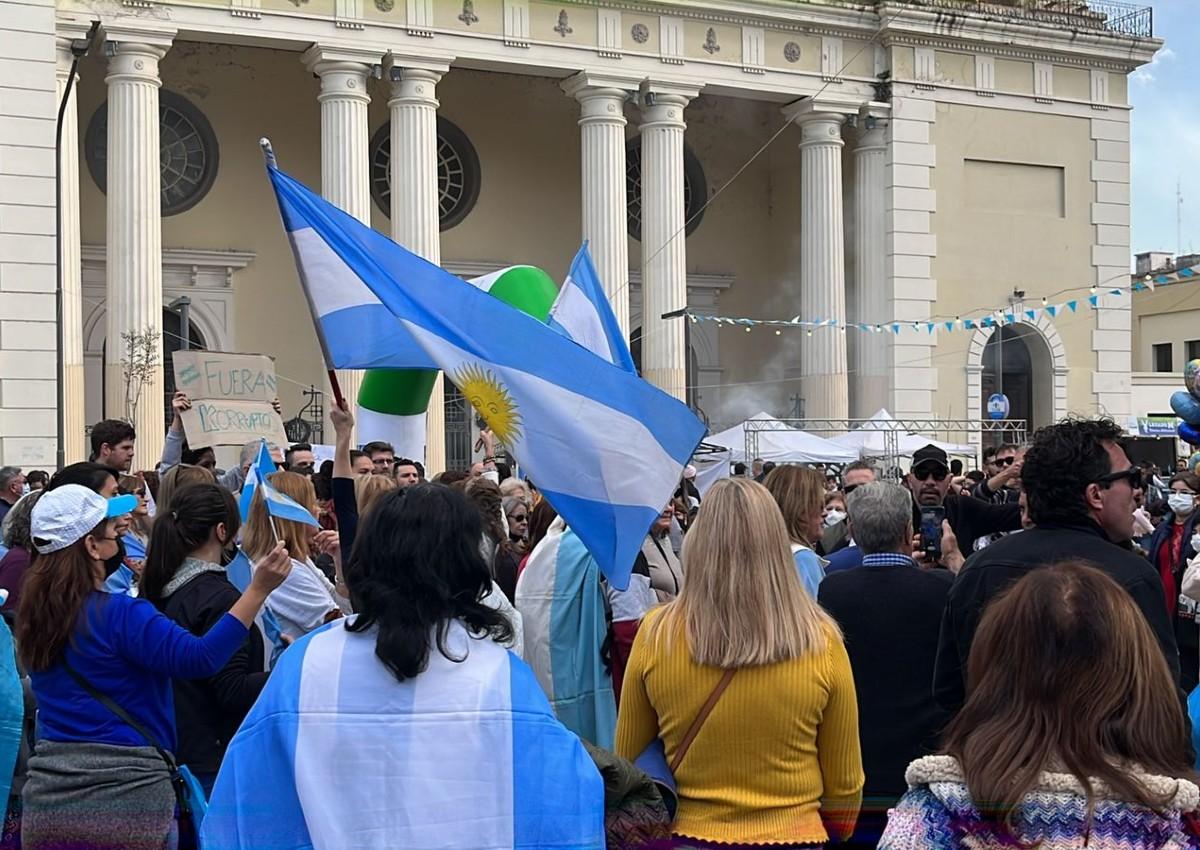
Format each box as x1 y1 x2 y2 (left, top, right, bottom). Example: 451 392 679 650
851 114 887 419
56 28 87 464
387 56 448 475
302 46 376 439
104 30 174 468
562 73 636 338
786 100 852 421
638 82 698 402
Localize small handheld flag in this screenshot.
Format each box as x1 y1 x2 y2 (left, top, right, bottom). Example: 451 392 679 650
239 440 276 523
240 439 319 529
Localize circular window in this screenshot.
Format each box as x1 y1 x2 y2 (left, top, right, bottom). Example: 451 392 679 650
625 136 707 242
369 117 481 230
85 91 220 217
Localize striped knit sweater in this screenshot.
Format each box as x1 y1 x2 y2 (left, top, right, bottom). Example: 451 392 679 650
880 755 1200 850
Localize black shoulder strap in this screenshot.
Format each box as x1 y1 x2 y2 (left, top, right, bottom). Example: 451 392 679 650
61 659 177 770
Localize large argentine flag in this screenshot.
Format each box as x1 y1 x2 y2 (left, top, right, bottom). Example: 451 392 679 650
549 243 637 374
202 619 605 849
269 163 705 590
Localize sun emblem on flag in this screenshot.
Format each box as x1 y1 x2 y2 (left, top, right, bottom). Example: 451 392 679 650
455 363 523 445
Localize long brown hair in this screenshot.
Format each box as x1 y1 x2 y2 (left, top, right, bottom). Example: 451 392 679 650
762 465 824 548
16 519 109 671
943 560 1195 835
242 471 315 562
157 463 216 515
646 478 836 668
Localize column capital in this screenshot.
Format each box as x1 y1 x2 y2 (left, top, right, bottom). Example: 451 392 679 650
102 34 173 86
783 94 863 124
637 80 699 129
384 51 452 78
302 44 381 84
561 71 641 101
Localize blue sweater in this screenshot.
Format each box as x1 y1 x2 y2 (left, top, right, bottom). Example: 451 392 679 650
31 592 248 750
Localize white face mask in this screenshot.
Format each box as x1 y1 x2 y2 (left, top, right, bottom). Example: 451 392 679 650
1191 532 1200 554
1168 493 1196 517
824 509 847 528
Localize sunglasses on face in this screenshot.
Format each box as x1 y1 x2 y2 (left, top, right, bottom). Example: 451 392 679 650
843 483 858 495
994 456 1015 467
913 467 949 483
509 513 528 522
1095 467 1144 491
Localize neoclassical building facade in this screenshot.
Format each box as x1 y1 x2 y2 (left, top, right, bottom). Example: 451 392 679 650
0 0 1158 470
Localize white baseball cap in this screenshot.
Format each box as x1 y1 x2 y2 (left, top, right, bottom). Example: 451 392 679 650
31 484 138 555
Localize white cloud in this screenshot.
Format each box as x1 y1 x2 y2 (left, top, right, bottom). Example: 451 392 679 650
1133 45 1176 84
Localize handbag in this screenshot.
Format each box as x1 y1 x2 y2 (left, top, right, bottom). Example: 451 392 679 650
634 668 736 821
62 661 208 849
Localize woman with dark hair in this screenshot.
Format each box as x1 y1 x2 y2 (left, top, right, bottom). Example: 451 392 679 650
204 485 604 849
881 561 1200 849
464 476 520 602
141 484 269 793
0 492 40 620
46 461 119 497
1148 470 1200 691
17 484 291 850
519 499 558 575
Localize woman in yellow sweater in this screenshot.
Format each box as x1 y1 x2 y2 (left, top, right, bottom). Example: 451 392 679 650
615 478 863 848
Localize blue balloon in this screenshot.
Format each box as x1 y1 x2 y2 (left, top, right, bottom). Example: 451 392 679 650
1171 391 1200 426
1179 422 1200 446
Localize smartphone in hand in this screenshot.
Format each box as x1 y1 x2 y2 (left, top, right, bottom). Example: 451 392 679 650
919 506 945 561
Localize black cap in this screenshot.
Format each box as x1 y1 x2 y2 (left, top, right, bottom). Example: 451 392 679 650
911 444 949 472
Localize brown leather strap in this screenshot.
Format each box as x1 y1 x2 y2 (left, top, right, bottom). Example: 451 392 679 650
669 668 736 774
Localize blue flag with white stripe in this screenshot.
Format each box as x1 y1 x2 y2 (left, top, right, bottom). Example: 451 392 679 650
202 619 605 849
238 439 275 522
267 163 704 590
548 242 637 374
259 478 320 528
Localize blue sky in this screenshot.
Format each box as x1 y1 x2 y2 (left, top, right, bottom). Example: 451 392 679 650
1130 0 1195 256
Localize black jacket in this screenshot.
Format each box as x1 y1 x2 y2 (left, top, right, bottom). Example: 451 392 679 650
910 492 1023 556
933 520 1181 713
160 571 268 775
818 559 952 802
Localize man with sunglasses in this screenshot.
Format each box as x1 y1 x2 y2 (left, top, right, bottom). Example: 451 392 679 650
905 445 1022 559
971 443 1022 505
934 418 1182 714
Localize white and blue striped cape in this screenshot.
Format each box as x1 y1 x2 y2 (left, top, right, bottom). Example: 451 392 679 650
202 618 605 849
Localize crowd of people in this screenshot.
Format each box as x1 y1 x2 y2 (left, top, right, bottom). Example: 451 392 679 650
0 404 1198 849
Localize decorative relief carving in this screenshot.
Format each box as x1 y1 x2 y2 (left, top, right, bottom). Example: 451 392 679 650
458 0 478 25
554 10 572 37
631 23 649 44
702 27 720 55
783 41 800 63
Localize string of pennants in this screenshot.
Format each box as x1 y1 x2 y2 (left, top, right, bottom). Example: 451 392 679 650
684 263 1200 336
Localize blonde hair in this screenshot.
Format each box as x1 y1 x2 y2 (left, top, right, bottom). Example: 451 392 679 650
242 470 315 562
354 473 396 519
117 474 153 539
647 478 837 668
763 465 825 547
157 464 216 516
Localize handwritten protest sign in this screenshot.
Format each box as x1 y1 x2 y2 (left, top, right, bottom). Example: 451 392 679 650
172 351 288 449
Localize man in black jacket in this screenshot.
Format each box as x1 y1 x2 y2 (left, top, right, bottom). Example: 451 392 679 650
933 417 1181 712
819 481 951 849
906 444 1023 555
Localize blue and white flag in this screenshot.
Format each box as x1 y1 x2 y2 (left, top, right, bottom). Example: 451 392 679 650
548 243 637 374
268 163 705 590
259 478 320 528
202 619 605 849
238 439 276 522
240 439 318 527
515 518 616 749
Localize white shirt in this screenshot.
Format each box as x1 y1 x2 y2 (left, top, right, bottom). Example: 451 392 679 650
263 557 349 640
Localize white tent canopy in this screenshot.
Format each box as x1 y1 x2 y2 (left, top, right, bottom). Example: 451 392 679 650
707 412 861 464
828 409 974 457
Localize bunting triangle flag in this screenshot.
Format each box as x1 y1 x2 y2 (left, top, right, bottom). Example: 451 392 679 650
1025 309 1036 321
1088 295 1099 308
1047 305 1058 317
1067 301 1078 312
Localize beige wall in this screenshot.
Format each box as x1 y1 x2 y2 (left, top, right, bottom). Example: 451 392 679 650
1132 285 1200 372
74 42 794 430
930 103 1098 423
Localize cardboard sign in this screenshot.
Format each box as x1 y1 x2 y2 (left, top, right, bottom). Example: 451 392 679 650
173 351 288 449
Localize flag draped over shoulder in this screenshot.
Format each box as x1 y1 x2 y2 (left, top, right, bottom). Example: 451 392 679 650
202 619 605 850
515 519 616 750
268 163 705 590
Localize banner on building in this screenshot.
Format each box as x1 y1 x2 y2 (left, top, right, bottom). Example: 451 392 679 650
172 351 288 449
1136 416 1179 438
